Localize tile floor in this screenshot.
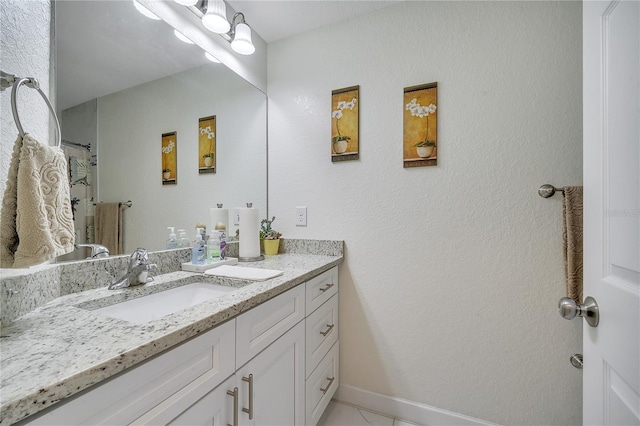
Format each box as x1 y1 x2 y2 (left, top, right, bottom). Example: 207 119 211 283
318 400 421 426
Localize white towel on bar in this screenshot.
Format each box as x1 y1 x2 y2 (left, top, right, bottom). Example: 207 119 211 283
0 134 75 268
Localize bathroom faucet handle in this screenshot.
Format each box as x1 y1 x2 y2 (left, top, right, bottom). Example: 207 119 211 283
129 248 150 268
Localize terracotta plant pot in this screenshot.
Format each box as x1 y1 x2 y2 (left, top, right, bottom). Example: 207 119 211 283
263 239 280 255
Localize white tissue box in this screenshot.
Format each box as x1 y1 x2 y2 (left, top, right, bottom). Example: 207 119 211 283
181 258 238 272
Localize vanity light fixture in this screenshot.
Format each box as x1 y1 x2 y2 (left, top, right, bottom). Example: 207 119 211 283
202 0 230 34
132 0 161 20
173 29 195 44
174 0 198 6
228 13 255 55
198 0 255 55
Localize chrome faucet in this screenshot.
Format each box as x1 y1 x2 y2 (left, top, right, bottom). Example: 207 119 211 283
108 248 157 290
76 243 110 259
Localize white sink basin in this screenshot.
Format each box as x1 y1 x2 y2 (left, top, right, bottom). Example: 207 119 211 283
92 283 237 324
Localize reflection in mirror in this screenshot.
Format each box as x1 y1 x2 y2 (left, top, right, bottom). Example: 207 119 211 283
55 0 267 257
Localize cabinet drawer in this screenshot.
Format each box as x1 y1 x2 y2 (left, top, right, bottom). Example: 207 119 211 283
132 375 235 425
23 320 235 425
305 267 338 314
236 284 305 368
306 341 339 426
306 294 338 378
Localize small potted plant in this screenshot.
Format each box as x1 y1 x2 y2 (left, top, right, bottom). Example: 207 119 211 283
202 152 214 167
260 216 282 255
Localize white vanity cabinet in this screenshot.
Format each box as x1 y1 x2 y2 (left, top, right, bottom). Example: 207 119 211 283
20 266 340 426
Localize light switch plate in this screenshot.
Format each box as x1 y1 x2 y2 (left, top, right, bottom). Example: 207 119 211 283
233 208 240 225
296 206 307 226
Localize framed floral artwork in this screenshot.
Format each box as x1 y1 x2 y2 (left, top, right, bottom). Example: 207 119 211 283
331 85 359 162
198 115 216 174
403 82 438 168
161 131 177 185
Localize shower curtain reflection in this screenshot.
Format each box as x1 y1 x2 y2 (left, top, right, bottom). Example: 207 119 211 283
58 144 95 261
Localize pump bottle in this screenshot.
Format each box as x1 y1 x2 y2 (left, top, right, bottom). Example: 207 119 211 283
166 227 178 249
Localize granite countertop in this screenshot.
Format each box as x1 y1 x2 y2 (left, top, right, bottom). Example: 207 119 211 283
0 253 342 425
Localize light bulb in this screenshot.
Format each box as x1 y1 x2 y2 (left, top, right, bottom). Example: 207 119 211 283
202 0 230 34
132 0 160 20
174 29 194 44
231 22 255 55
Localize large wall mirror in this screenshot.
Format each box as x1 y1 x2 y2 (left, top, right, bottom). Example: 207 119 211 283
55 1 267 257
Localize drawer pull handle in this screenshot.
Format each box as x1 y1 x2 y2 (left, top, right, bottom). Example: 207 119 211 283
320 377 335 394
242 374 254 420
226 387 238 426
319 283 334 292
320 324 335 336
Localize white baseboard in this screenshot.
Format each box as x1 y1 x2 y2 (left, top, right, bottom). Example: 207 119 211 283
334 384 498 426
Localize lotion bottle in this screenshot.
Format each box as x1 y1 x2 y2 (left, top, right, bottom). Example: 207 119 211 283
191 232 205 265
207 230 221 263
216 223 227 260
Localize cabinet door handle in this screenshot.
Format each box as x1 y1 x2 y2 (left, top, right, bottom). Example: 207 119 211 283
319 283 334 292
320 324 335 336
320 377 335 394
226 387 238 426
242 374 254 420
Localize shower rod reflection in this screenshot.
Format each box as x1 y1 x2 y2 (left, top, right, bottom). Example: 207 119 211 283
62 139 91 152
538 184 565 198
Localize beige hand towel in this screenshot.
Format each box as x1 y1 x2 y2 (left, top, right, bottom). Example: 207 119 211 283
1 135 23 266
562 186 584 303
95 203 123 255
0 134 75 268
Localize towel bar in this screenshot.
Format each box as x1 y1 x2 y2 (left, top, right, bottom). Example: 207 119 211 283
538 184 565 198
2 70 62 148
94 200 133 208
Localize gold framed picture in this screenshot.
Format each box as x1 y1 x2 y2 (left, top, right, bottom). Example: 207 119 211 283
198 115 216 174
403 82 438 168
161 131 177 185
331 85 359 162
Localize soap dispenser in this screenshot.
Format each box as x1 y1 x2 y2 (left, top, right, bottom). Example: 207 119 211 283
166 227 178 249
191 231 205 265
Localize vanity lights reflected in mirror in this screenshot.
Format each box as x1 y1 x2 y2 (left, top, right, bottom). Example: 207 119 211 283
55 0 267 257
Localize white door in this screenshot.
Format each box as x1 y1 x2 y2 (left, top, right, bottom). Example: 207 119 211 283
583 1 640 425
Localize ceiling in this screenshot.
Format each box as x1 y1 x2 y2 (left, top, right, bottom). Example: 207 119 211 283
56 0 400 110
225 1 401 43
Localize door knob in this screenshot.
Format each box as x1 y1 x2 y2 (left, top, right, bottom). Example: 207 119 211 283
558 296 599 327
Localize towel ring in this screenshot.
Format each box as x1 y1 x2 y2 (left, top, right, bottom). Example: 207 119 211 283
11 77 61 148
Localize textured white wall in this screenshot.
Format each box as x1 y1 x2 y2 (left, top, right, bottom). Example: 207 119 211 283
0 0 52 199
98 64 267 252
267 2 583 425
